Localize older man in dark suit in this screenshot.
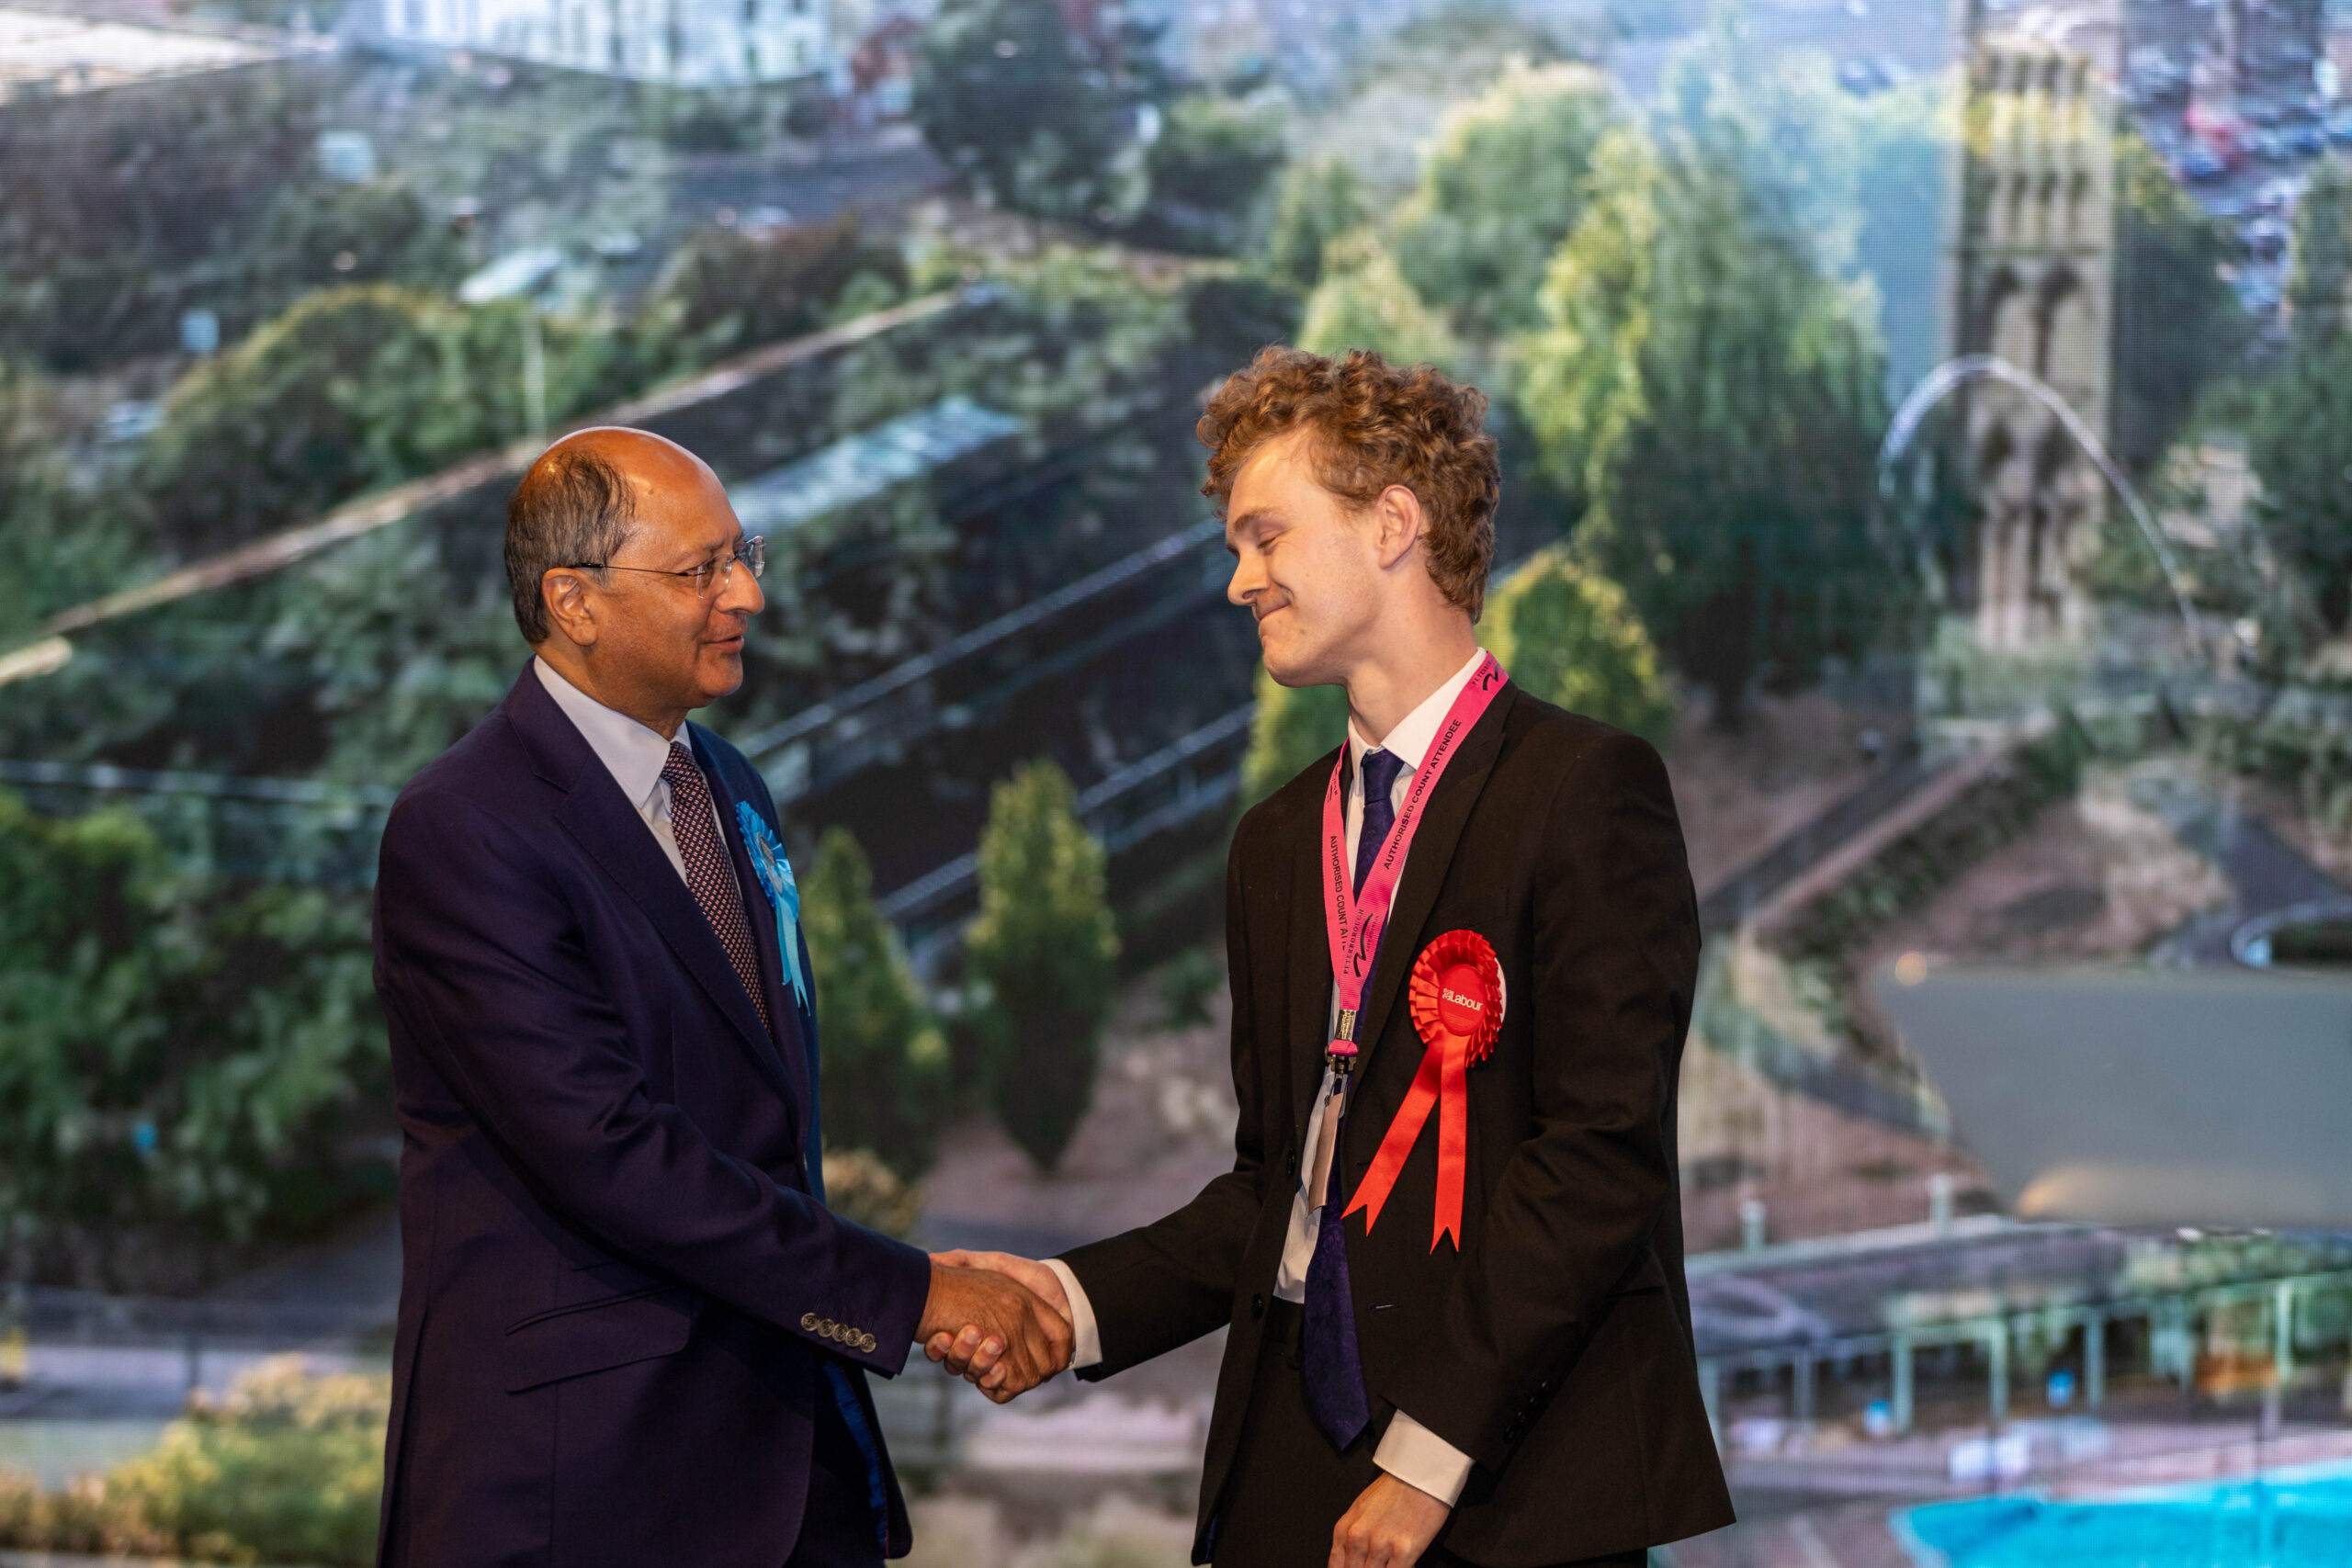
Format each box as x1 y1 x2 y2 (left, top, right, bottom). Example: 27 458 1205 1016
371 427 1069 1568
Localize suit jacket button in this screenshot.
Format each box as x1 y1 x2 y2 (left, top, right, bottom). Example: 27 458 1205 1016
1251 1293 1266 1320
859 1333 876 1352
1284 1150 1298 1178
801 1313 818 1331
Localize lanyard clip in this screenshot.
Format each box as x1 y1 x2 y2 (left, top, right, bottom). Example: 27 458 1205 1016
1329 1009 1359 1074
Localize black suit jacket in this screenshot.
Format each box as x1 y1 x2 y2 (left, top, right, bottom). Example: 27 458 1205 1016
1060 687 1734 1565
371 665 931 1568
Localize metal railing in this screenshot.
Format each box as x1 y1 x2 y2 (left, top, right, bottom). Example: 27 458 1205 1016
1696 1263 2352 1445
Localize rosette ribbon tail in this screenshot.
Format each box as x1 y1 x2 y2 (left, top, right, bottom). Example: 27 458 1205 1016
1341 1035 1474 1253
1435 1032 1471 1251
1346 928 1500 1253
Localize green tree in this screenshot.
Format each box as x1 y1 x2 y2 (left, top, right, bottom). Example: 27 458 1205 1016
914 0 1151 223
2112 133 2244 471
2247 158 2352 634
1482 547 1673 745
1518 130 1891 729
800 827 950 1181
1299 231 1462 369
240 177 468 321
965 761 1117 1171
0 361 119 643
2289 154 2352 345
139 285 621 557
1265 156 1369 290
1134 94 1290 255
0 71 318 370
1390 59 1616 341
0 793 385 1292
639 212 903 370
1238 667 1351 810
2251 338 2352 632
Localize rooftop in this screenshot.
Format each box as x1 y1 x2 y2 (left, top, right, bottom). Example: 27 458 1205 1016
729 395 1024 536
0 6 298 100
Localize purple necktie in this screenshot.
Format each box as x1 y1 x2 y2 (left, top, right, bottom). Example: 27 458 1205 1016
662 745 773 1038
1302 747 1404 1450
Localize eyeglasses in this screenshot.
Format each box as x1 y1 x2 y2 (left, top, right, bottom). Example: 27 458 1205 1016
565 536 766 600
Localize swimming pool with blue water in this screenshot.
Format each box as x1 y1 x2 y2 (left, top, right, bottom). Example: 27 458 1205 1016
1896 1461 2352 1566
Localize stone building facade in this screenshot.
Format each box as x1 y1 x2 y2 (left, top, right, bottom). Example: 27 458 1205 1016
1943 0 2121 649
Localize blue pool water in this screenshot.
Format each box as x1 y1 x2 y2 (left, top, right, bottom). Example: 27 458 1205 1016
1897 1461 2352 1567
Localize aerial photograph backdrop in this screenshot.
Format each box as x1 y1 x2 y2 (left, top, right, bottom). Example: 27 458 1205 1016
3 0 2352 1563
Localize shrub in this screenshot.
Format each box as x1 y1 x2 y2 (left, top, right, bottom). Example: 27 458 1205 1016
0 1357 389 1566
138 286 624 558
1482 547 1673 746
1238 666 1349 810
965 761 1117 1171
801 827 951 1181
821 1147 924 1239
0 792 386 1292
638 213 903 369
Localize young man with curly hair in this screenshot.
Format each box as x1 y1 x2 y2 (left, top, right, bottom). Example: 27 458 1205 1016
936 348 1733 1567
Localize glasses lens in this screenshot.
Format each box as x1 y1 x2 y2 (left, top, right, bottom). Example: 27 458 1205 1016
741 536 766 580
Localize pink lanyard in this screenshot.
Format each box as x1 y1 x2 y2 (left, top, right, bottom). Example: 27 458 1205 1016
1320 652 1510 1065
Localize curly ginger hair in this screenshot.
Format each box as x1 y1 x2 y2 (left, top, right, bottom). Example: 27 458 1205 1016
1197 346 1501 617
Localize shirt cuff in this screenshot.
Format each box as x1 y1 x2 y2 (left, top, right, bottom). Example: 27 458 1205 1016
1042 1258 1102 1370
1375 1411 1474 1506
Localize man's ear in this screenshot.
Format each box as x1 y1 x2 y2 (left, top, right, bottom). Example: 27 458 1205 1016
541 568 599 649
1371 484 1427 570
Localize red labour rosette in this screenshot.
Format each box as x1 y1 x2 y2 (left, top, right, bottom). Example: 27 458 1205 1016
1345 930 1504 1252
1408 929 1503 1069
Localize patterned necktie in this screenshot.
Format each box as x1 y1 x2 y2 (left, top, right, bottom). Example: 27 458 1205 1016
662 745 773 1038
1303 747 1406 1450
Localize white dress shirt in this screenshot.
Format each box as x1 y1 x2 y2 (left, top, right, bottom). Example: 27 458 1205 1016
534 657 726 886
1046 647 1487 1506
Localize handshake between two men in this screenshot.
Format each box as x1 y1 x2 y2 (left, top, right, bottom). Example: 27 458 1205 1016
919 1249 1073 1401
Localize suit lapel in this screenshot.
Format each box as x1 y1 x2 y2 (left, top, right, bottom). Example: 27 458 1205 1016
505 670 797 1106
695 729 813 1145
1347 686 1517 1083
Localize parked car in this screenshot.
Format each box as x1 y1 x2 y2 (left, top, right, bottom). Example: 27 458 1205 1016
2179 147 2231 182
2243 217 2290 261
1838 56 1891 96
2257 175 2306 215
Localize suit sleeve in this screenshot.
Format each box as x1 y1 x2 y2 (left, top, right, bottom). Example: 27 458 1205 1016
1056 840 1270 1378
374 786 931 1373
1378 729 1697 1468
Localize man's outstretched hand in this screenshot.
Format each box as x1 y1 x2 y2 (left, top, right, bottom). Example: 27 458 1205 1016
917 1258 1072 1403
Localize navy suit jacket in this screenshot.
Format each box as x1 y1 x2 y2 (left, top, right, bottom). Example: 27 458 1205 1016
372 664 932 1568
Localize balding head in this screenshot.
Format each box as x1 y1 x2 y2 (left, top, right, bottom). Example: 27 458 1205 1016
505 428 715 643
505 426 765 736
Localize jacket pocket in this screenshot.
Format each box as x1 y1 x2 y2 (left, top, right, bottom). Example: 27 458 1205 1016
503 1284 699 1393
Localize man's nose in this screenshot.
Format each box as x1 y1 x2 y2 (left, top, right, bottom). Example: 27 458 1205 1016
718 559 765 618
1227 553 1261 608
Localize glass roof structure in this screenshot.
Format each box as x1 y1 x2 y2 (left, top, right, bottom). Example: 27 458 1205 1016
729 395 1023 536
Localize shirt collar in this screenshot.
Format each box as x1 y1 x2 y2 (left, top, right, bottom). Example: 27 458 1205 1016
534 656 684 812
1347 647 1487 780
